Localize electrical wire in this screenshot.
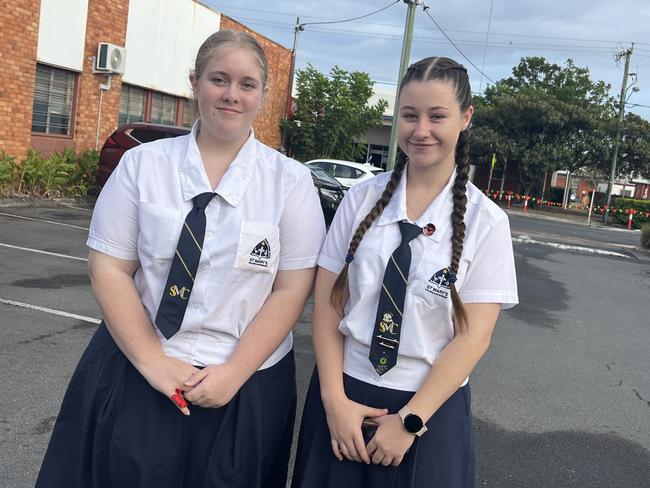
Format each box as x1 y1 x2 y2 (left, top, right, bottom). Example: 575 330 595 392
299 0 401 28
479 0 495 93
234 16 625 55
421 7 496 84
207 2 650 46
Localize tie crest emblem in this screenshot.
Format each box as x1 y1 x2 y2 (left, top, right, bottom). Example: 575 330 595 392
169 285 191 299
378 312 399 335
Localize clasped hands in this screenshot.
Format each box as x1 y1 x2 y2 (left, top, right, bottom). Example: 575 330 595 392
324 396 416 467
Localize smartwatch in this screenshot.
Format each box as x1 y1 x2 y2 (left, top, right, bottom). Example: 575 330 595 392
398 406 428 437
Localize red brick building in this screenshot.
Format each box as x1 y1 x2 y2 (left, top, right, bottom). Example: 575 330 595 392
0 0 292 160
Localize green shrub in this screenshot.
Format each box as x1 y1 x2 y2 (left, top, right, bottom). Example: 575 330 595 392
0 151 18 189
3 148 99 197
611 197 650 229
641 224 650 249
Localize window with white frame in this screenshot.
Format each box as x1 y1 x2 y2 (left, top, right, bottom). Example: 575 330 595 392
31 64 75 135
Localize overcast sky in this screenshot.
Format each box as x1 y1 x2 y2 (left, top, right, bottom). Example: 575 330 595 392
204 0 650 120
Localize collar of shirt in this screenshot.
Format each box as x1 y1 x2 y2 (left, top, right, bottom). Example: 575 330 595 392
376 165 456 243
178 119 257 207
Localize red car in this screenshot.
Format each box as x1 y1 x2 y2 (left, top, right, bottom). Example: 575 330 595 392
97 123 190 187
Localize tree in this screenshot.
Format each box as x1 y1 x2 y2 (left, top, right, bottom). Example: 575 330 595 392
282 64 387 162
471 57 617 195
617 112 650 179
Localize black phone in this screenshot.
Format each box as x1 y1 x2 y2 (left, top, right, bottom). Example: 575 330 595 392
361 418 378 444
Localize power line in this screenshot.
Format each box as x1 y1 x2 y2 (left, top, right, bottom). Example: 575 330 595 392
207 2 650 46
421 6 496 84
236 16 625 55
626 102 650 109
300 0 401 28
479 0 495 93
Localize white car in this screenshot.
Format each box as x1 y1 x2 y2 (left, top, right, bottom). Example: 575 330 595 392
305 159 383 188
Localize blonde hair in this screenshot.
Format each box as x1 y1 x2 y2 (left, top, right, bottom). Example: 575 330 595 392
193 29 268 86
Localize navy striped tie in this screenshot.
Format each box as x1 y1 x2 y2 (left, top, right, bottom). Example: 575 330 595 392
155 192 216 339
369 221 422 375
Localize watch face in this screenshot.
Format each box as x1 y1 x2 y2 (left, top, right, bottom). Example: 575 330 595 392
404 413 423 433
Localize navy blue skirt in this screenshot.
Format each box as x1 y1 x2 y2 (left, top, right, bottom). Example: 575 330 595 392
36 323 296 488
291 369 474 488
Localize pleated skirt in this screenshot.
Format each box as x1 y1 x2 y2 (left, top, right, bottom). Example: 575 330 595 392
291 369 475 488
36 323 297 488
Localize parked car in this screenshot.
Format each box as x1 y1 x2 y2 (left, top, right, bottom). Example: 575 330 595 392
308 166 346 225
97 124 345 224
304 158 383 188
97 123 190 187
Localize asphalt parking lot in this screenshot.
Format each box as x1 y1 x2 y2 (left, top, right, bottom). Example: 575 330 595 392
1 201 649 488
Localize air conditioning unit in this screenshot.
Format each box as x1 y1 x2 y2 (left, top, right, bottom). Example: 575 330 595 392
96 43 127 74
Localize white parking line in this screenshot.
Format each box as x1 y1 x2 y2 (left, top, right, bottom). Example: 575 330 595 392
512 236 629 258
0 298 101 324
0 211 89 230
0 242 87 261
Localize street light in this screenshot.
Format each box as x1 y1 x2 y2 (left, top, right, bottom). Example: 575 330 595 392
602 46 638 224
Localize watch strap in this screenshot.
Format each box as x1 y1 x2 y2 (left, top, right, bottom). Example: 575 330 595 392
398 405 428 437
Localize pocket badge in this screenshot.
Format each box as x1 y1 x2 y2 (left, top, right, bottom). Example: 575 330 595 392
425 266 453 298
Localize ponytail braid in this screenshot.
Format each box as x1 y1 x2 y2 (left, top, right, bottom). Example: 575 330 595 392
330 150 408 309
449 129 470 333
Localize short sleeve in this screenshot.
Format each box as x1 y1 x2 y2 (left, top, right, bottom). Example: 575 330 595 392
86 150 140 261
278 169 326 270
317 188 361 274
459 214 518 309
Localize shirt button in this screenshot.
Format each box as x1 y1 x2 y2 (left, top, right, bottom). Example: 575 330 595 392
193 303 200 309
201 264 209 271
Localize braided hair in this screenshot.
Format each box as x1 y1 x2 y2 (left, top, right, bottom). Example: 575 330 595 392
331 57 472 333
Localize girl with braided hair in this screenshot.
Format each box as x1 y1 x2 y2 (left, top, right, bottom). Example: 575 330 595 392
292 56 518 487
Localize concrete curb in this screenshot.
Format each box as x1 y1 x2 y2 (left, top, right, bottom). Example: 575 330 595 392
504 208 641 233
0 196 96 209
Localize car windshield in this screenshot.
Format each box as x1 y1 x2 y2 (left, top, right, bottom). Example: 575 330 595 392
309 167 342 187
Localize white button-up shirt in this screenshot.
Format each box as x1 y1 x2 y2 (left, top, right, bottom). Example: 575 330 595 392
319 168 518 391
88 121 326 369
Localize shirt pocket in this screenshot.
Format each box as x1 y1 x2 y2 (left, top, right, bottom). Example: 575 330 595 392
410 252 471 310
348 241 386 289
233 221 280 274
137 201 182 260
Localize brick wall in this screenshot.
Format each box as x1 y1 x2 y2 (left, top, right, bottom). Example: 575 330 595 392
0 1 41 158
74 0 129 151
220 15 292 150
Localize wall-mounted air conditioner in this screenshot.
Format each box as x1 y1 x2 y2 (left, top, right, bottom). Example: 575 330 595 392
96 43 127 74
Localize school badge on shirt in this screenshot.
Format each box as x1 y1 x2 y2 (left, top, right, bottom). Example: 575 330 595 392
249 239 271 267
425 267 453 298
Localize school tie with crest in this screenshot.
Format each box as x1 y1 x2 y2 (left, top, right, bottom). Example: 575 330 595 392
155 192 217 339
369 221 422 375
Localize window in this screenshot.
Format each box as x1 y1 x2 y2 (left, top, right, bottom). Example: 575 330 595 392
32 64 75 135
311 162 331 173
119 85 145 126
150 93 177 125
333 165 361 179
182 99 195 127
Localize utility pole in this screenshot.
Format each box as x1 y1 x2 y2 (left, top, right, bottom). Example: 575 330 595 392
282 18 303 153
386 0 421 170
286 17 303 117
602 44 634 223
